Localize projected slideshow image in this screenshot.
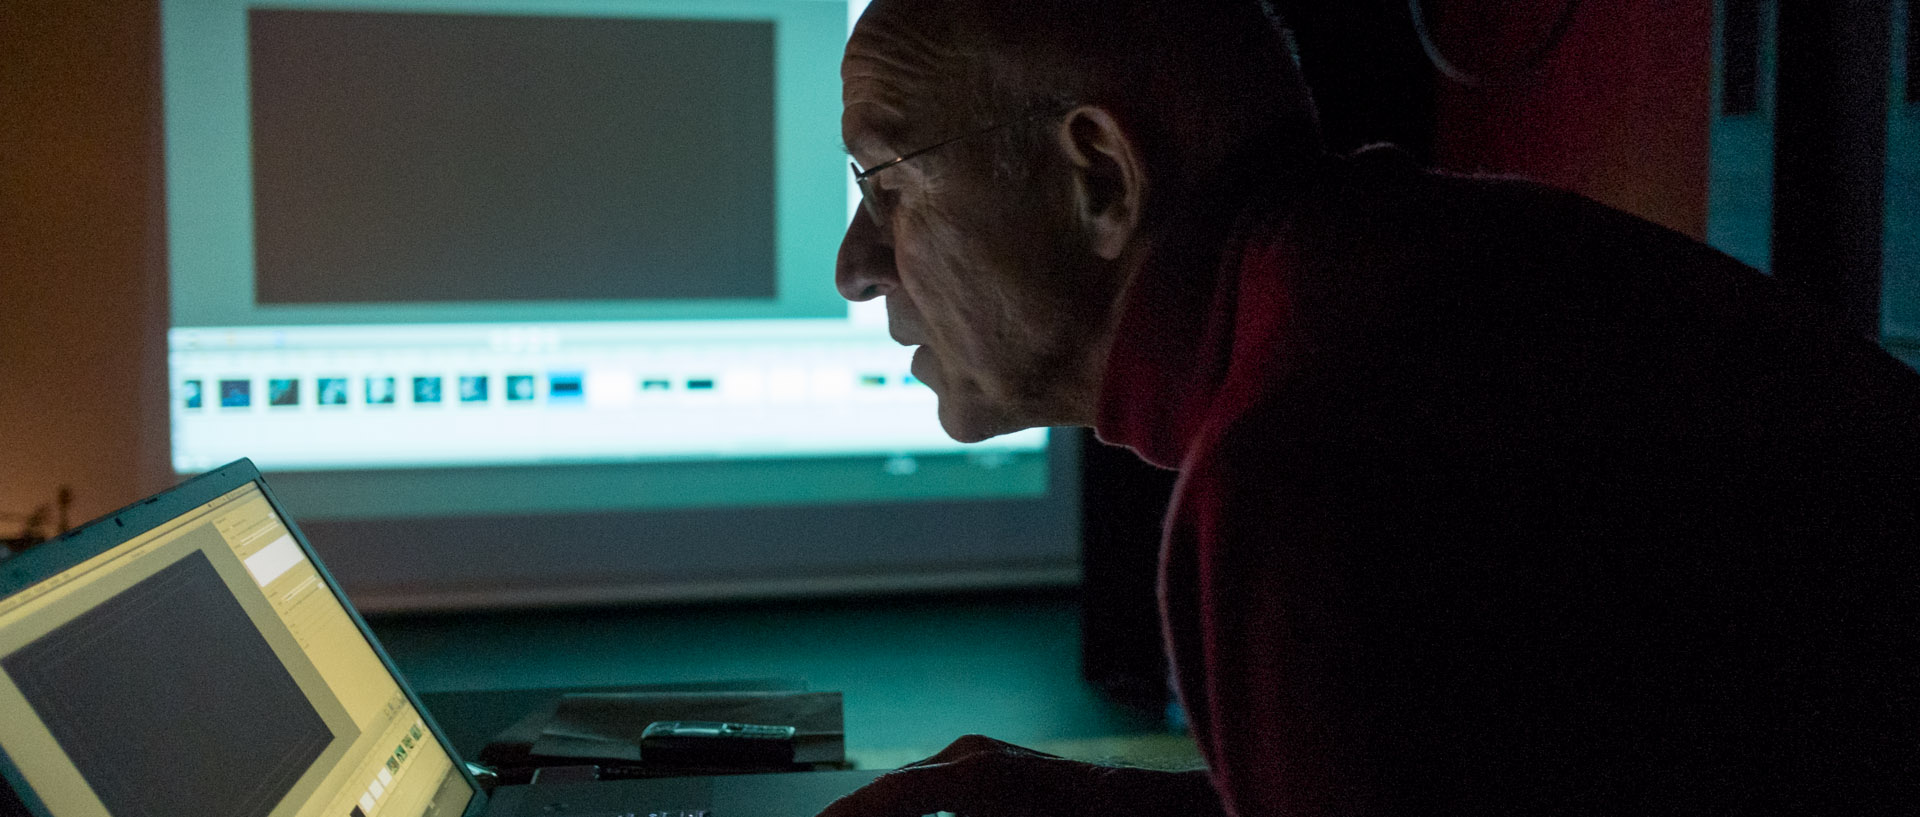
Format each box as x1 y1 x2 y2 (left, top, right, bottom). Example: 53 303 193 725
162 0 1053 520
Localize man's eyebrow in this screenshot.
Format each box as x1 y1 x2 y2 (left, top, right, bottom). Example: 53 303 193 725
842 105 913 159
843 133 898 163
843 126 896 158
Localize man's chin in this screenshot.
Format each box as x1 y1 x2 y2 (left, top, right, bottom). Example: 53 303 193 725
938 421 1003 445
918 352 1050 442
934 395 1029 444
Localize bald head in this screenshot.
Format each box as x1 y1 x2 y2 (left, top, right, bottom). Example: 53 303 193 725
846 0 1322 202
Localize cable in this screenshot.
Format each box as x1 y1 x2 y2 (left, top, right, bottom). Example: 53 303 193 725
1410 0 1585 88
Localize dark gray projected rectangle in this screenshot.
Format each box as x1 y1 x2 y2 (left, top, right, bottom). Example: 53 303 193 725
249 10 777 304
2 549 332 817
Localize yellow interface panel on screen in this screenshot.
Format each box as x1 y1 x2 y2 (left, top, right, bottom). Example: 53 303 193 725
0 484 473 817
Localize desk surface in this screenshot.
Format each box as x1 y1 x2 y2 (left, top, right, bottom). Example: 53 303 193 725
418 679 801 762
373 592 1196 769
420 683 1201 776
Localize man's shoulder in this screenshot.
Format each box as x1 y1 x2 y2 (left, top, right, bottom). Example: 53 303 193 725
1194 144 1920 477
1229 146 1754 316
1234 146 1858 373
1267 146 1733 271
1199 146 1920 474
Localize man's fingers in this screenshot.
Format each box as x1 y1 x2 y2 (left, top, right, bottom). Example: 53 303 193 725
816 761 980 817
899 734 1056 770
815 736 1087 817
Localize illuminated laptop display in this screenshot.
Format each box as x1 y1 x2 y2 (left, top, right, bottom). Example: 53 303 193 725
0 476 474 817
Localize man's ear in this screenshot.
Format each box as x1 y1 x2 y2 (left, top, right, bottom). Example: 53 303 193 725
1056 106 1145 261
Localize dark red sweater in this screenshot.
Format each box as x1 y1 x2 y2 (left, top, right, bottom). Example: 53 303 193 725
1096 146 1920 815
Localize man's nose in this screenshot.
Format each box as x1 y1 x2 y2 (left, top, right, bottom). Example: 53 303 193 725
836 206 896 302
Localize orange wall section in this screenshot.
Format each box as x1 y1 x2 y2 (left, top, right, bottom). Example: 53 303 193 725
0 0 173 532
1430 0 1714 239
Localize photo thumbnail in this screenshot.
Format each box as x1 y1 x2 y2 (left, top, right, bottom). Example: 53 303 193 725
366 376 396 405
269 378 300 407
459 375 488 403
318 377 349 406
219 379 251 408
507 374 536 402
413 376 443 404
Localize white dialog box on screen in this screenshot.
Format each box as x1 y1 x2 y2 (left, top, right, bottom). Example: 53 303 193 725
243 534 306 588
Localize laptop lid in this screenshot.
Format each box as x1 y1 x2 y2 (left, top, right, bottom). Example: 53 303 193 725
0 459 489 817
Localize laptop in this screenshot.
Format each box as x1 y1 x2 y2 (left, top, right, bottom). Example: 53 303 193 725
0 459 881 817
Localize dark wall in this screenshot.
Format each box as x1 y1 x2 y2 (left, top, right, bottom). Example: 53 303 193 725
1280 0 1438 160
1431 0 1713 236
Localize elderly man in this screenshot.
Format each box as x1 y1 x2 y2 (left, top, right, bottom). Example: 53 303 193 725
827 1 1920 815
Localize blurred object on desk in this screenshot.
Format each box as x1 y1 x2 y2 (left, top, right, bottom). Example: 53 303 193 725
1 486 73 557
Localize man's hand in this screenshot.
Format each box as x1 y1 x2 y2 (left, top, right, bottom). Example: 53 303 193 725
815 735 1223 817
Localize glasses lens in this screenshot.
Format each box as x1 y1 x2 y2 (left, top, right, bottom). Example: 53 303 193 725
851 162 888 228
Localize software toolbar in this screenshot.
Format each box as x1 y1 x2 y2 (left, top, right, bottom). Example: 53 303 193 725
169 322 1043 472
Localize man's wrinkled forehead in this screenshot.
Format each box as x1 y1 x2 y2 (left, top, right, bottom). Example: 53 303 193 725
842 0 965 153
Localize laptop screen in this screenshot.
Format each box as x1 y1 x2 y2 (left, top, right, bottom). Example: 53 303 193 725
0 480 477 817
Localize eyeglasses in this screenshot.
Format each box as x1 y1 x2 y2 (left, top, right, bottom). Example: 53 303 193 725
849 108 1070 228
